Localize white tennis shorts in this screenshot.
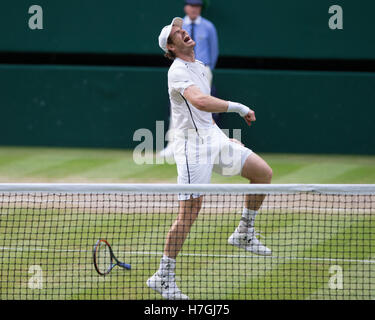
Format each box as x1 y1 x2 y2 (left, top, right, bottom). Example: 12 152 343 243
172 125 252 200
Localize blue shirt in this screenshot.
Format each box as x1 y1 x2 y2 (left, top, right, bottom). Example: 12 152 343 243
182 16 219 71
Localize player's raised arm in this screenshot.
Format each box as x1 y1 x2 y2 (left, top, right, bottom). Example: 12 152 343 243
183 84 256 126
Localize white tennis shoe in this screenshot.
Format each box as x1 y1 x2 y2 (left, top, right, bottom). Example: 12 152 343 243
228 227 272 256
147 272 189 300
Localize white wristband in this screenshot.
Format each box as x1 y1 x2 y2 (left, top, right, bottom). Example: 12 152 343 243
227 101 250 117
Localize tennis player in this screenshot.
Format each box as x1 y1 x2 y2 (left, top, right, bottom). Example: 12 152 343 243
147 17 273 300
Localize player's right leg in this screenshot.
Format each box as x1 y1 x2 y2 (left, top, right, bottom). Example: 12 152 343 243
148 132 210 299
147 196 203 300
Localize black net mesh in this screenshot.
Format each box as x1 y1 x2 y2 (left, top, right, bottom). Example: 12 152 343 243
0 189 374 300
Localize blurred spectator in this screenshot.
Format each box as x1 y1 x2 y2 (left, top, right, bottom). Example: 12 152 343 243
182 0 219 87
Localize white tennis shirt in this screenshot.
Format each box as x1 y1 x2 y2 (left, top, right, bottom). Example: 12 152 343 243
168 57 214 133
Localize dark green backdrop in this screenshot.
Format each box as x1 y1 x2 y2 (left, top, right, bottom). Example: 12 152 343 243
0 1 374 154
0 65 374 154
1 0 374 59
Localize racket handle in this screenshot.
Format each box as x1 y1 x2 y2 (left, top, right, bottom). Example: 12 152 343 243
118 262 131 270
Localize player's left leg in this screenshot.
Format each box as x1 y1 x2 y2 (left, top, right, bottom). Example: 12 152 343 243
241 152 273 209
228 152 273 255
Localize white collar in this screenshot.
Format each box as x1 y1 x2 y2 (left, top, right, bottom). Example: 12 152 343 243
184 15 202 25
176 57 196 65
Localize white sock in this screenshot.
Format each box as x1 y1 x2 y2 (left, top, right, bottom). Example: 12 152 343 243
238 208 258 233
158 255 176 276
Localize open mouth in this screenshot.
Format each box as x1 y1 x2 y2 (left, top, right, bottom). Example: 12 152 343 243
184 35 191 43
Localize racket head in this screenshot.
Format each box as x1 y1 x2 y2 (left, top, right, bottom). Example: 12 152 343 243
93 239 115 276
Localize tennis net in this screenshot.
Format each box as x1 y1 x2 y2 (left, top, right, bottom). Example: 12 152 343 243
0 183 374 300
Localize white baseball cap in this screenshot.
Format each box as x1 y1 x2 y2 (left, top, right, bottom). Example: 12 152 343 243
158 17 184 53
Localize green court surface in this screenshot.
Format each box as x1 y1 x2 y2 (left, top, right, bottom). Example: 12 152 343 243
0 147 374 300
0 146 374 184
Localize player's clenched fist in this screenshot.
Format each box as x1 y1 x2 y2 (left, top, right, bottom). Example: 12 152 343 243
227 101 256 126
244 109 256 126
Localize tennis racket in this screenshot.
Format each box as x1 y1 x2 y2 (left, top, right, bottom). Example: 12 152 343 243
93 239 131 276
